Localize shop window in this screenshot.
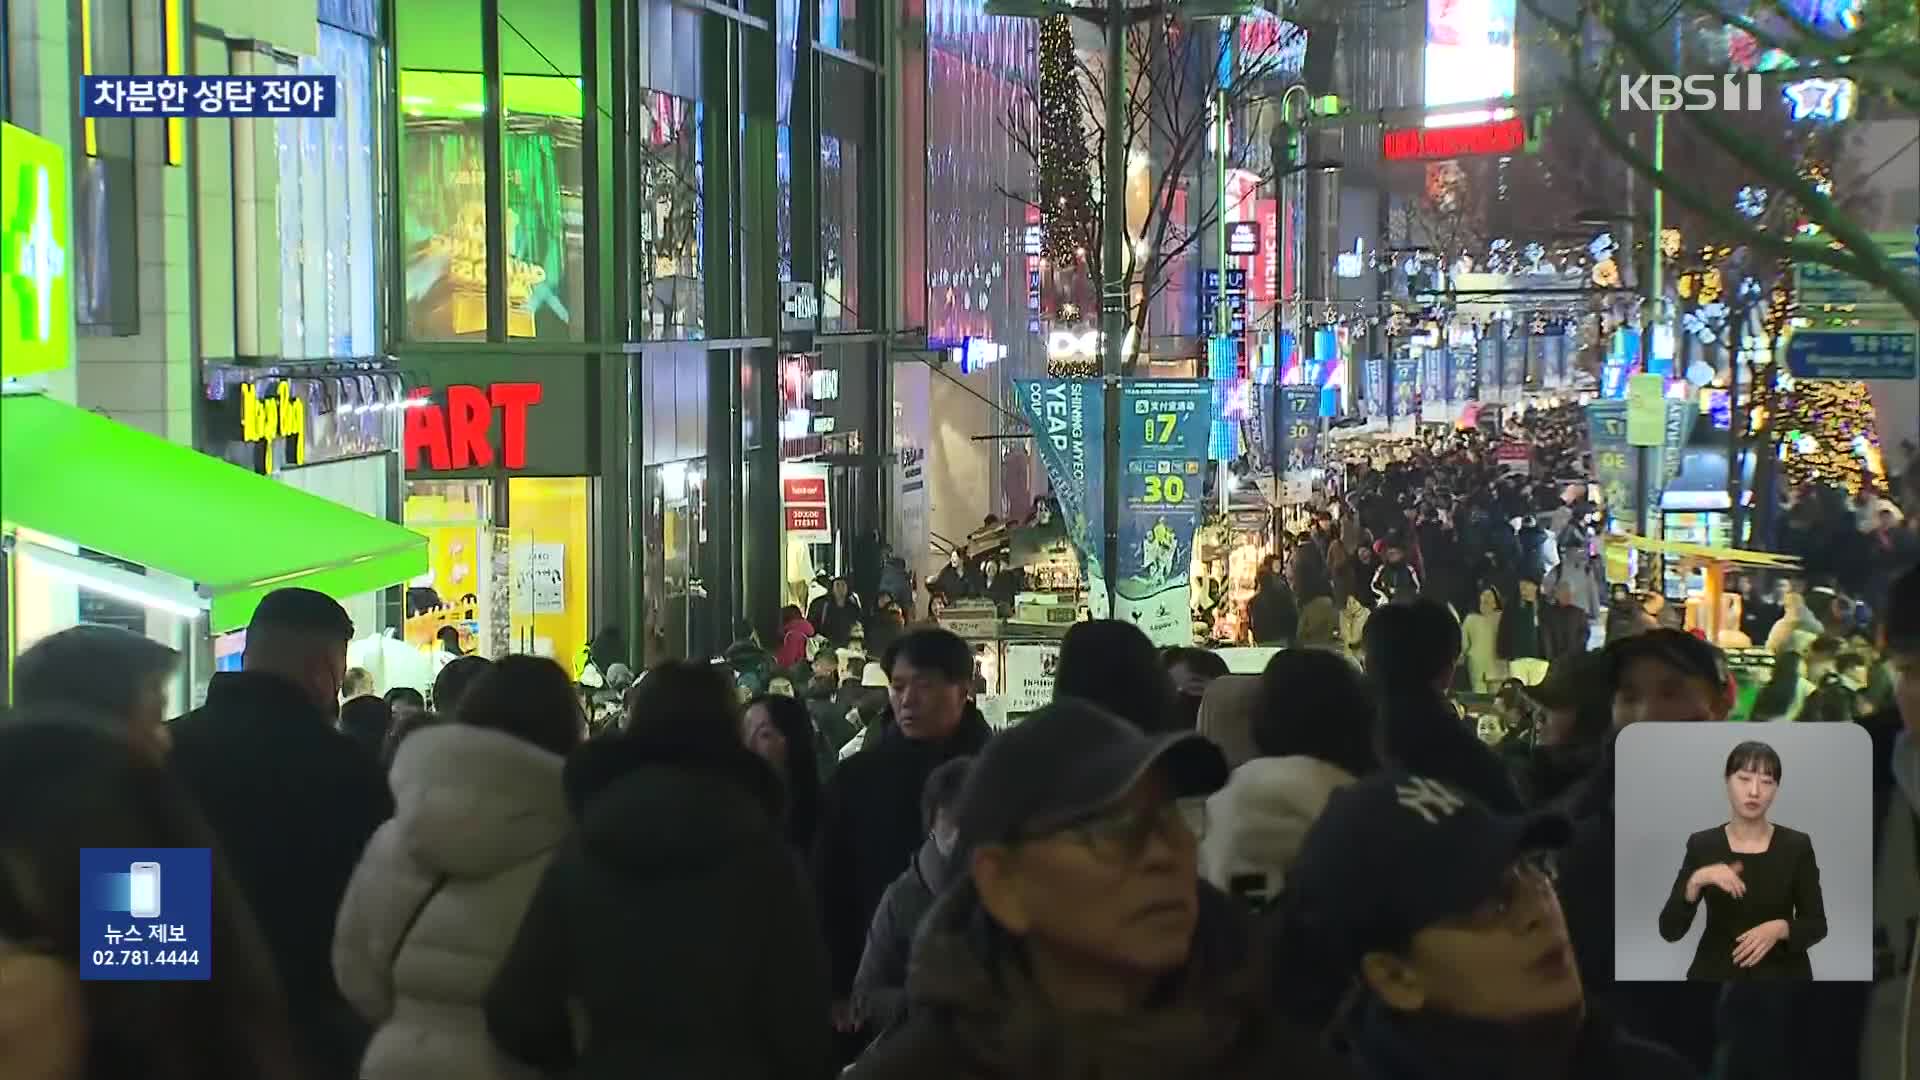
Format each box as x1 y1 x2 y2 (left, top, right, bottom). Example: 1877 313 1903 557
643 459 707 663
276 25 378 359
636 91 703 340
818 58 872 332
395 0 487 340
500 0 587 342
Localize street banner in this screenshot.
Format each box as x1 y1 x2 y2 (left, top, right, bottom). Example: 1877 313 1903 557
1390 358 1420 420
1452 347 1477 406
1277 385 1320 472
1016 380 1107 606
1365 357 1387 419
1586 401 1634 518
1115 380 1212 646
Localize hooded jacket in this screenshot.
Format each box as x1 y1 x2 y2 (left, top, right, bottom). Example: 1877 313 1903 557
485 732 832 1080
845 882 1357 1080
333 723 569 1080
852 835 959 1033
1200 756 1356 906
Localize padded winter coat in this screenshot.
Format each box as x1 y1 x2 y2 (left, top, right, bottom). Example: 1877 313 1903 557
333 723 569 1080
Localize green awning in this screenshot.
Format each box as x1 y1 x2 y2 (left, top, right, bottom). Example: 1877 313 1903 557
1 394 428 632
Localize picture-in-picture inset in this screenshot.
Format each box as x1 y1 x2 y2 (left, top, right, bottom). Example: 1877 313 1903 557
1614 721 1873 982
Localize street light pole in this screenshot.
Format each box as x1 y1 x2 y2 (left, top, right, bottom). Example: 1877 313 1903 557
1099 0 1128 618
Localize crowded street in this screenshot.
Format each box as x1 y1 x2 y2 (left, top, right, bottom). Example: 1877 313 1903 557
3 0 1920 1077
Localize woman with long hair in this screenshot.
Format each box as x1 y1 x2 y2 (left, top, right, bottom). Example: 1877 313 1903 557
0 713 303 1080
742 693 823 854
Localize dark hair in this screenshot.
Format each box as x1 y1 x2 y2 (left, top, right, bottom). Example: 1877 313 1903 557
1251 650 1380 776
338 695 392 760
1835 652 1868 676
1361 599 1463 688
0 715 303 1080
456 655 586 757
436 626 464 655
1476 586 1505 612
384 686 426 712
1750 653 1803 718
1724 740 1783 783
781 604 804 623
746 694 821 850
1807 635 1843 661
247 586 354 642
1164 647 1230 682
922 755 975 830
1055 620 1178 734
432 655 493 717
1887 565 1920 654
382 710 444 769
624 660 740 752
882 627 975 685
13 624 181 722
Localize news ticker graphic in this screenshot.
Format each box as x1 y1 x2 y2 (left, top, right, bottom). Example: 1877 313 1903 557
81 75 337 118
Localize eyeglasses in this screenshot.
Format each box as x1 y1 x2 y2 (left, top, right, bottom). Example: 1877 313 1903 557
1030 798 1207 864
1447 852 1560 931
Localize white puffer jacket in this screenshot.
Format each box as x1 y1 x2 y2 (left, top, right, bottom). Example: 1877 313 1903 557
333 723 569 1080
1199 755 1356 904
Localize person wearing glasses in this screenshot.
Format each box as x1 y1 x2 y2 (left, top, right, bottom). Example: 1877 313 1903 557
1657 740 1826 981
1281 771 1694 1079
844 699 1355 1079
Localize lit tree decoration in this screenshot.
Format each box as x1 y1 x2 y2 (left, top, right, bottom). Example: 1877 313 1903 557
1737 186 1769 219
1592 258 1622 288
1777 378 1883 492
1036 15 1096 266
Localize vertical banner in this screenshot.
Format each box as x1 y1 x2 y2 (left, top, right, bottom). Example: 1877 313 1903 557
1452 347 1478 405
890 361 932 587
1016 380 1107 604
1626 373 1665 447
1116 381 1212 646
1365 357 1387 419
1586 401 1634 521
1391 358 1420 422
1278 385 1320 472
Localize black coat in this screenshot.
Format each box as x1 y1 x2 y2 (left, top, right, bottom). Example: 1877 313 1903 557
1376 689 1524 815
168 671 395 1076
1346 1001 1695 1080
1247 581 1299 645
851 836 955 1034
486 733 832 1080
813 707 993 999
811 595 866 645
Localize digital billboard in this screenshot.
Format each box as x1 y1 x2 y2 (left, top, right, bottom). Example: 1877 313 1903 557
1424 0 1517 122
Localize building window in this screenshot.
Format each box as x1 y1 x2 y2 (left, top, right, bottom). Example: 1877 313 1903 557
818 0 863 55
276 24 378 358
74 0 139 335
394 0 589 342
636 91 703 340
818 57 871 332
773 0 799 283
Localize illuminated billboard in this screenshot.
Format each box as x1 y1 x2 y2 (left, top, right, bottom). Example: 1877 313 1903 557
1424 0 1517 121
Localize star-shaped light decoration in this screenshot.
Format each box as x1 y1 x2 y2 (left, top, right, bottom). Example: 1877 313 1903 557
1529 314 1549 336
1783 78 1855 123
1737 186 1768 219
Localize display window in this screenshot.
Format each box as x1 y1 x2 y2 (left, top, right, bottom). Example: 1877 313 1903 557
402 477 593 670
643 460 709 664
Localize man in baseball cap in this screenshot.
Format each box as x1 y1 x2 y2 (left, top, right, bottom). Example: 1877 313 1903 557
1284 771 1693 1079
847 698 1355 1079
1606 628 1736 728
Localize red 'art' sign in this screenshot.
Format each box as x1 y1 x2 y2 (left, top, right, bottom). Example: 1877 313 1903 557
404 382 544 471
1381 118 1527 161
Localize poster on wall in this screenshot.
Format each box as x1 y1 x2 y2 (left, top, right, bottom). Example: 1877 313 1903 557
781 463 833 544
510 543 566 615
1003 642 1061 716
1115 381 1212 646
1015 379 1108 609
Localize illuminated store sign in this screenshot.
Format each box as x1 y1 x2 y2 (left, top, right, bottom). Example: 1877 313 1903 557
242 382 306 474
404 382 544 471
1423 0 1516 119
1 122 73 378
1226 221 1261 257
1383 117 1526 161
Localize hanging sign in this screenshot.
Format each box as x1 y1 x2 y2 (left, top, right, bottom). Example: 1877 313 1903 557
780 463 832 543
1226 220 1261 256
1586 401 1635 517
1 122 73 378
1017 380 1107 606
1115 380 1212 646
1278 385 1320 471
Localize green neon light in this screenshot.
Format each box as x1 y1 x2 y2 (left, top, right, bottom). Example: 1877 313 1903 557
2 122 73 379
398 70 584 120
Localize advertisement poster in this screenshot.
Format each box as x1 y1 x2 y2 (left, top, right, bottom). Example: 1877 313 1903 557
1586 401 1634 518
1015 380 1107 603
1003 642 1061 716
1365 357 1387 419
888 362 932 587
1115 381 1212 646
1451 348 1478 405
1278 385 1320 472
780 463 833 543
1391 358 1421 420
510 543 566 615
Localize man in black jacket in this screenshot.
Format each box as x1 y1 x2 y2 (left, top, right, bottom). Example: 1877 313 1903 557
168 588 395 1077
1363 599 1523 814
812 628 993 1065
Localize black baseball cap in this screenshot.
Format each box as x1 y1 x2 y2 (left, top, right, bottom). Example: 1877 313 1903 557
1605 628 1731 692
1287 771 1572 965
952 698 1228 855
1528 651 1611 711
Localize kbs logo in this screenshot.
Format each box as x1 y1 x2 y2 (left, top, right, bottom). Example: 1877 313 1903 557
1619 74 1764 112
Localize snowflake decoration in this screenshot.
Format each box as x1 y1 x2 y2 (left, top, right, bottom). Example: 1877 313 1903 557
1589 232 1618 261
1523 242 1546 273
1736 186 1768 219
1682 301 1731 344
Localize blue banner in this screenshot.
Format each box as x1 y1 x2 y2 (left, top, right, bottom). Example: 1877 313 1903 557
1016 380 1107 602
1278 385 1320 472
1452 348 1478 405
1115 381 1212 646
1365 357 1387 418
1391 358 1420 419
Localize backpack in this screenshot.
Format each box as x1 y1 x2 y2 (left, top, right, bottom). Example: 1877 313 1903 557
1800 675 1858 724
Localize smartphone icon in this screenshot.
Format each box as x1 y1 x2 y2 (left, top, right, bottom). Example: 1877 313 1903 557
128 862 162 919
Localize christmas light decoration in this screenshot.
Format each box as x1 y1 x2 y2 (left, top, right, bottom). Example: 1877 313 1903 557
1737 186 1768 219
1037 16 1096 268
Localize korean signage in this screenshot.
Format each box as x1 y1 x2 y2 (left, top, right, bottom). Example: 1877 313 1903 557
1 122 72 378
1226 220 1261 256
1784 330 1918 380
1016 380 1108 603
1587 401 1633 515
1200 268 1249 338
1278 385 1320 472
1116 381 1212 646
781 463 832 543
1494 441 1531 476
1003 642 1061 715
208 371 406 474
1792 236 1917 323
79 847 212 981
1382 117 1526 161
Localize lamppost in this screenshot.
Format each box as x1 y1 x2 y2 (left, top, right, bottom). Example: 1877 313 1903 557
986 0 1258 614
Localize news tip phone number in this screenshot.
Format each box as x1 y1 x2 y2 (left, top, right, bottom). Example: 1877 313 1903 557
81 75 337 118
89 949 201 967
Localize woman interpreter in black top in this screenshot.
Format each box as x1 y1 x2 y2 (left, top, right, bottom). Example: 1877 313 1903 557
1658 740 1827 980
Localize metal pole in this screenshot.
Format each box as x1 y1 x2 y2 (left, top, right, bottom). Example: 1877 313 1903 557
1215 18 1232 516
1100 0 1128 618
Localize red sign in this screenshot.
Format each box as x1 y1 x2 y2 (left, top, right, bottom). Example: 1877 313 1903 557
1495 442 1531 461
785 506 828 532
782 475 828 503
1252 197 1278 303
403 382 544 471
1382 118 1527 162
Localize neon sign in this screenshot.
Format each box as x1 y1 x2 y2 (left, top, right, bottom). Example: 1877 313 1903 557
1383 117 1526 161
404 382 545 471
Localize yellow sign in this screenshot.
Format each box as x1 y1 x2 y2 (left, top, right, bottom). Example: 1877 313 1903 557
1625 373 1665 447
241 382 306 474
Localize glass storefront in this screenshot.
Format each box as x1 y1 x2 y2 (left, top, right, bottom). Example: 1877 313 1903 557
642 460 709 664
637 91 703 339
277 22 378 358
395 0 589 342
402 477 595 670
818 58 871 332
